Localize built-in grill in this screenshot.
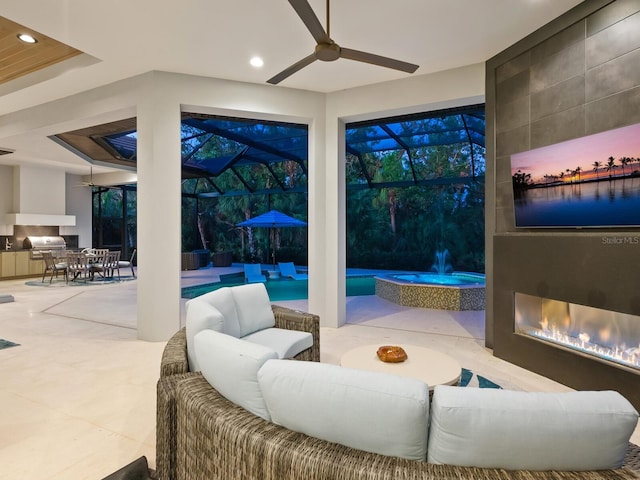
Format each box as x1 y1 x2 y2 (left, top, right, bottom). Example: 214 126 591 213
23 236 67 259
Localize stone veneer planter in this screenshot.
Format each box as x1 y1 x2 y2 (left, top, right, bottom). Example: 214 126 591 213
375 274 485 311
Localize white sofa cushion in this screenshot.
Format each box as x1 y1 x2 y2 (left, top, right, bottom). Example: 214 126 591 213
242 327 312 359
258 359 430 460
428 385 639 471
185 299 224 372
194 329 277 421
231 283 275 337
195 287 241 337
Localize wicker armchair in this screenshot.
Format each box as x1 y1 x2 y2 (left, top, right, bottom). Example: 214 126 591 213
157 304 320 480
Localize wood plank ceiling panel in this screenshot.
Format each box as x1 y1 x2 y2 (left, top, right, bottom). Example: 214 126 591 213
0 15 83 84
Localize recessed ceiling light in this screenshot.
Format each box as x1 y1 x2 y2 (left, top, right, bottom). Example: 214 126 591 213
250 56 264 68
17 33 37 44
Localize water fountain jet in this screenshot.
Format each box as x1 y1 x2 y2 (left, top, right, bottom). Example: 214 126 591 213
430 249 454 275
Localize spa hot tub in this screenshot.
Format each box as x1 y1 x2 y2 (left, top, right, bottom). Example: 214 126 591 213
375 272 485 311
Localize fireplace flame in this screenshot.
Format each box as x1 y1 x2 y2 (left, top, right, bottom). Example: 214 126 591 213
539 317 549 331
527 328 640 370
516 293 640 371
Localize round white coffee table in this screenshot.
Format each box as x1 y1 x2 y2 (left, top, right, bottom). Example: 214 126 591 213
340 344 461 390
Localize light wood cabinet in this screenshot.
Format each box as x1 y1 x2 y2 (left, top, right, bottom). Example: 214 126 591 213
1 252 16 277
15 251 29 276
29 258 44 276
1 251 38 278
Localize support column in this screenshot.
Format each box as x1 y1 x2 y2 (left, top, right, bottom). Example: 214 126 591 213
309 110 346 328
136 78 182 341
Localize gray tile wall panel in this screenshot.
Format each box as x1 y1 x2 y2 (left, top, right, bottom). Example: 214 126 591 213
496 156 515 184
530 41 585 93
530 21 585 65
586 48 640 101
587 0 640 36
495 181 514 210
586 11 640 67
496 96 529 133
496 70 530 106
530 105 585 148
496 51 530 84
531 75 585 121
586 85 640 133
496 124 529 158
495 207 514 231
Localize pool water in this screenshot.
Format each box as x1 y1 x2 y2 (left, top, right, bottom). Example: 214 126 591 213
386 272 485 286
182 276 375 301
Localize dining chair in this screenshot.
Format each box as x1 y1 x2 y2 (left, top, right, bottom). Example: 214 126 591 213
66 252 90 283
41 251 67 283
89 249 109 279
106 250 121 279
118 248 136 277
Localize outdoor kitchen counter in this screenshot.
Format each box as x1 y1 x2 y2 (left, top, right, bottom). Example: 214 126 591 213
0 250 44 279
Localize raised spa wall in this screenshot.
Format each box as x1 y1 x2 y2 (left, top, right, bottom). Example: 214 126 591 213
375 277 485 311
486 0 640 410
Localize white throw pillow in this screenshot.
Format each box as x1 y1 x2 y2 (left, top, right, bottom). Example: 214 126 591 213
258 359 430 460
194 329 277 421
428 385 639 471
196 287 240 337
185 299 224 372
230 283 275 337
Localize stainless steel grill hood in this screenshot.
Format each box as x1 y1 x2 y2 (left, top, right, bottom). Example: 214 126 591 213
23 236 67 259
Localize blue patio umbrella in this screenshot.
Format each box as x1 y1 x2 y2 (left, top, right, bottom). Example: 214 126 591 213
236 210 307 267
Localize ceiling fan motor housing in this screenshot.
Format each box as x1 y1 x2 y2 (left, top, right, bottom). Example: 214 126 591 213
315 43 340 61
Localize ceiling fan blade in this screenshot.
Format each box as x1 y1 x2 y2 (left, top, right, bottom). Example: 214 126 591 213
288 0 330 44
267 53 317 85
340 47 419 74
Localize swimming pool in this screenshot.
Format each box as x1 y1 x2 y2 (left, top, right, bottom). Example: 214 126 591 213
181 276 375 301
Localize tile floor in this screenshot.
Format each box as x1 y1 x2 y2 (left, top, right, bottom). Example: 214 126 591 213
0 270 638 479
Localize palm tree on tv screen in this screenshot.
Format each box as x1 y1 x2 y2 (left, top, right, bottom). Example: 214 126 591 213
593 161 601 179
606 156 617 178
619 156 629 177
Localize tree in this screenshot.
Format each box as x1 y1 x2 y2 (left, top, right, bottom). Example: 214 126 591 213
371 151 405 238
619 156 629 177
605 156 617 178
512 170 531 189
592 160 601 179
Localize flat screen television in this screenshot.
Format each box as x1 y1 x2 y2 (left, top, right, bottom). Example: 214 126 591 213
510 122 640 228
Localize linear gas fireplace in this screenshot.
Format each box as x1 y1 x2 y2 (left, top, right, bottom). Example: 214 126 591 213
515 293 640 372
492 234 640 412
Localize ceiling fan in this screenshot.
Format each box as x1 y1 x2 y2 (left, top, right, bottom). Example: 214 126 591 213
267 0 419 85
76 166 116 189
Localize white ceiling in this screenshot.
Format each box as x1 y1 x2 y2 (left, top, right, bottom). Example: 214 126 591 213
0 0 584 175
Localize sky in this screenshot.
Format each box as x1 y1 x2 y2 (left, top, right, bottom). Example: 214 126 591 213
510 122 640 184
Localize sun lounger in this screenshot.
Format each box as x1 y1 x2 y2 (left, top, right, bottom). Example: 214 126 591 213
244 263 266 283
278 262 308 280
